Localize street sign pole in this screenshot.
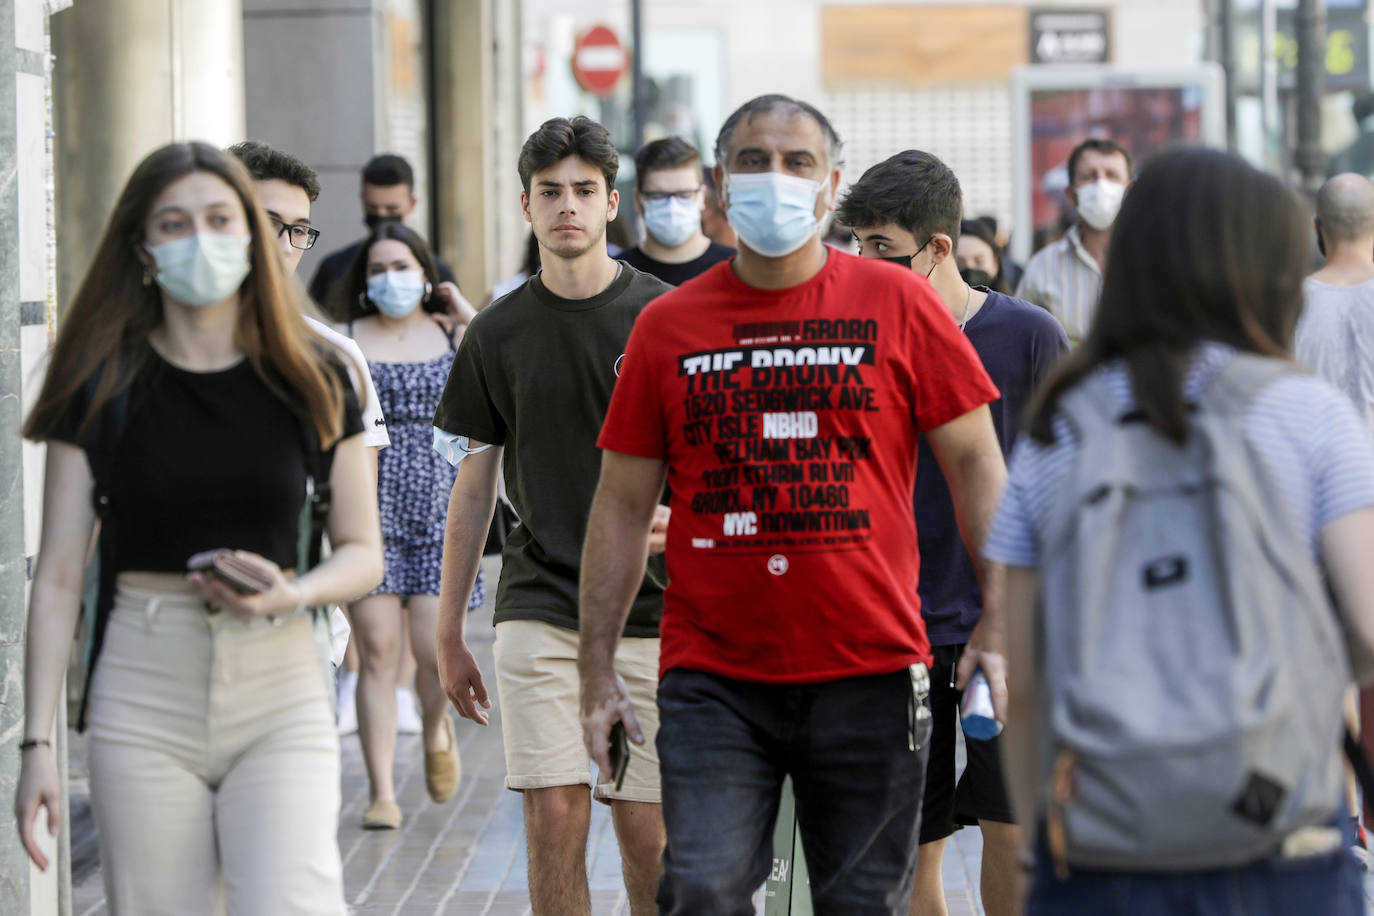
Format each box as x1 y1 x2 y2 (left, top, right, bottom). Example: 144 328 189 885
631 0 645 151
1296 0 1327 196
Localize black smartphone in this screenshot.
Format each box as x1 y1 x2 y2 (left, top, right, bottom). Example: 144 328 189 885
186 549 271 595
608 721 629 791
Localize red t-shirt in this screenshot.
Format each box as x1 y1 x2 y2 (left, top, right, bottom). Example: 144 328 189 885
598 250 999 683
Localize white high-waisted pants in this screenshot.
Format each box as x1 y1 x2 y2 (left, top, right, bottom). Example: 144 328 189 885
87 585 345 915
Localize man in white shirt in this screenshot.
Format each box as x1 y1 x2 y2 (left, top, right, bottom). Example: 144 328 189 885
1016 138 1132 340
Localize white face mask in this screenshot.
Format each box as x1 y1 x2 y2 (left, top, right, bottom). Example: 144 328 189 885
144 233 252 307
642 196 701 248
724 171 825 258
1074 179 1127 231
366 268 428 318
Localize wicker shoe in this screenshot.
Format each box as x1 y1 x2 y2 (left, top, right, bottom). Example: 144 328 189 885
425 716 461 803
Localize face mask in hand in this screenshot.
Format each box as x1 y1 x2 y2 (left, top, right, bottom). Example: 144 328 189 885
725 171 825 258
642 196 701 248
1074 179 1127 231
144 233 252 307
366 269 429 318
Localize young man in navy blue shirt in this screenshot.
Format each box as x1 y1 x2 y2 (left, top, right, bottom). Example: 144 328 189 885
839 150 1069 916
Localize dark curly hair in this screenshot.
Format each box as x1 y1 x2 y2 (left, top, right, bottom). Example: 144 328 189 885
228 140 321 202
518 116 619 194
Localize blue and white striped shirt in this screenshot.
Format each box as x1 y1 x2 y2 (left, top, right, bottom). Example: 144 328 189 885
984 344 1374 568
1014 225 1102 341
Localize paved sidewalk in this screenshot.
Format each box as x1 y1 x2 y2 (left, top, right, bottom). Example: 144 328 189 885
61 555 1374 914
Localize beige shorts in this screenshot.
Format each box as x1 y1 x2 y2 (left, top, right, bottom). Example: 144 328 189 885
493 618 661 803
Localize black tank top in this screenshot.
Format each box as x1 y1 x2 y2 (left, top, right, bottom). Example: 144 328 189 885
53 351 363 575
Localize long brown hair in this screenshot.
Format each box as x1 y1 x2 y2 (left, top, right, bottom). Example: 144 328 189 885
1026 147 1310 445
24 141 350 448
327 222 444 323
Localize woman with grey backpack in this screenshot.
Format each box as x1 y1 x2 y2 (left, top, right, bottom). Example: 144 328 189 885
985 147 1374 914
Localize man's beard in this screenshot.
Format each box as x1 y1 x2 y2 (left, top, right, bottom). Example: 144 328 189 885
538 215 608 261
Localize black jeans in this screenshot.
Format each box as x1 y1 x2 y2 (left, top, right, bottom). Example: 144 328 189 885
655 666 932 915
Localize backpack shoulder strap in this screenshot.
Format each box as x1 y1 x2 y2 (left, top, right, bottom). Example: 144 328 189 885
1038 371 1125 553
437 317 459 351
76 364 134 732
79 367 129 471
297 416 336 572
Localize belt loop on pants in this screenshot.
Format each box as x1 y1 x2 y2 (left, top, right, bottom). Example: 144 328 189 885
143 596 163 628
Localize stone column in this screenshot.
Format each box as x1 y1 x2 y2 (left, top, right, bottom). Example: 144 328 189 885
434 0 495 300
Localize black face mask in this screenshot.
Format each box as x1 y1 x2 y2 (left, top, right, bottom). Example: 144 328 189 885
1316 219 1326 258
365 212 402 232
960 267 995 289
880 237 933 274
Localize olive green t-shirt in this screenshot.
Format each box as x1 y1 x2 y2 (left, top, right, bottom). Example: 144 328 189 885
434 262 671 636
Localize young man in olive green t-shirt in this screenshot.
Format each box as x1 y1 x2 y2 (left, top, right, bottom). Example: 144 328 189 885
433 115 670 916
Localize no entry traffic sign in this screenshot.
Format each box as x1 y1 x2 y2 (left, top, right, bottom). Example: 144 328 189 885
571 25 625 97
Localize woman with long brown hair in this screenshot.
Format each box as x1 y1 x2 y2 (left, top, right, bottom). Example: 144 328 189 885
13 141 382 914
983 147 1374 913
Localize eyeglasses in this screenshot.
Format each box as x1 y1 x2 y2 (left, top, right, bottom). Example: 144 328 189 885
640 187 702 203
269 216 321 251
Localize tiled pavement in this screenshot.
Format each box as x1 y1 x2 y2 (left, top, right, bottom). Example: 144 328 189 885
61 556 1374 914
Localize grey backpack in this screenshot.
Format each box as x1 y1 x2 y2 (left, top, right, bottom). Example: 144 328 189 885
1036 353 1349 872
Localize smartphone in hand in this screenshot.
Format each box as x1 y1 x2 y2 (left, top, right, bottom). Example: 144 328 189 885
608 721 630 791
186 550 273 595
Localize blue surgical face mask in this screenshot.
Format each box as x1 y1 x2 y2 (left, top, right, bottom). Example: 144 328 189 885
366 269 428 318
144 233 252 307
642 196 700 248
724 171 825 258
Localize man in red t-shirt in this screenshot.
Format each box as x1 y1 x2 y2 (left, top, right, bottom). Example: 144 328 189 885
578 94 1009 914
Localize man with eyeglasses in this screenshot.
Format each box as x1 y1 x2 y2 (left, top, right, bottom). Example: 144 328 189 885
620 137 734 286
230 139 390 450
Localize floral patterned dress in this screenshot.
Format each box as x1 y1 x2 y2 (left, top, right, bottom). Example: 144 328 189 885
366 322 483 607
